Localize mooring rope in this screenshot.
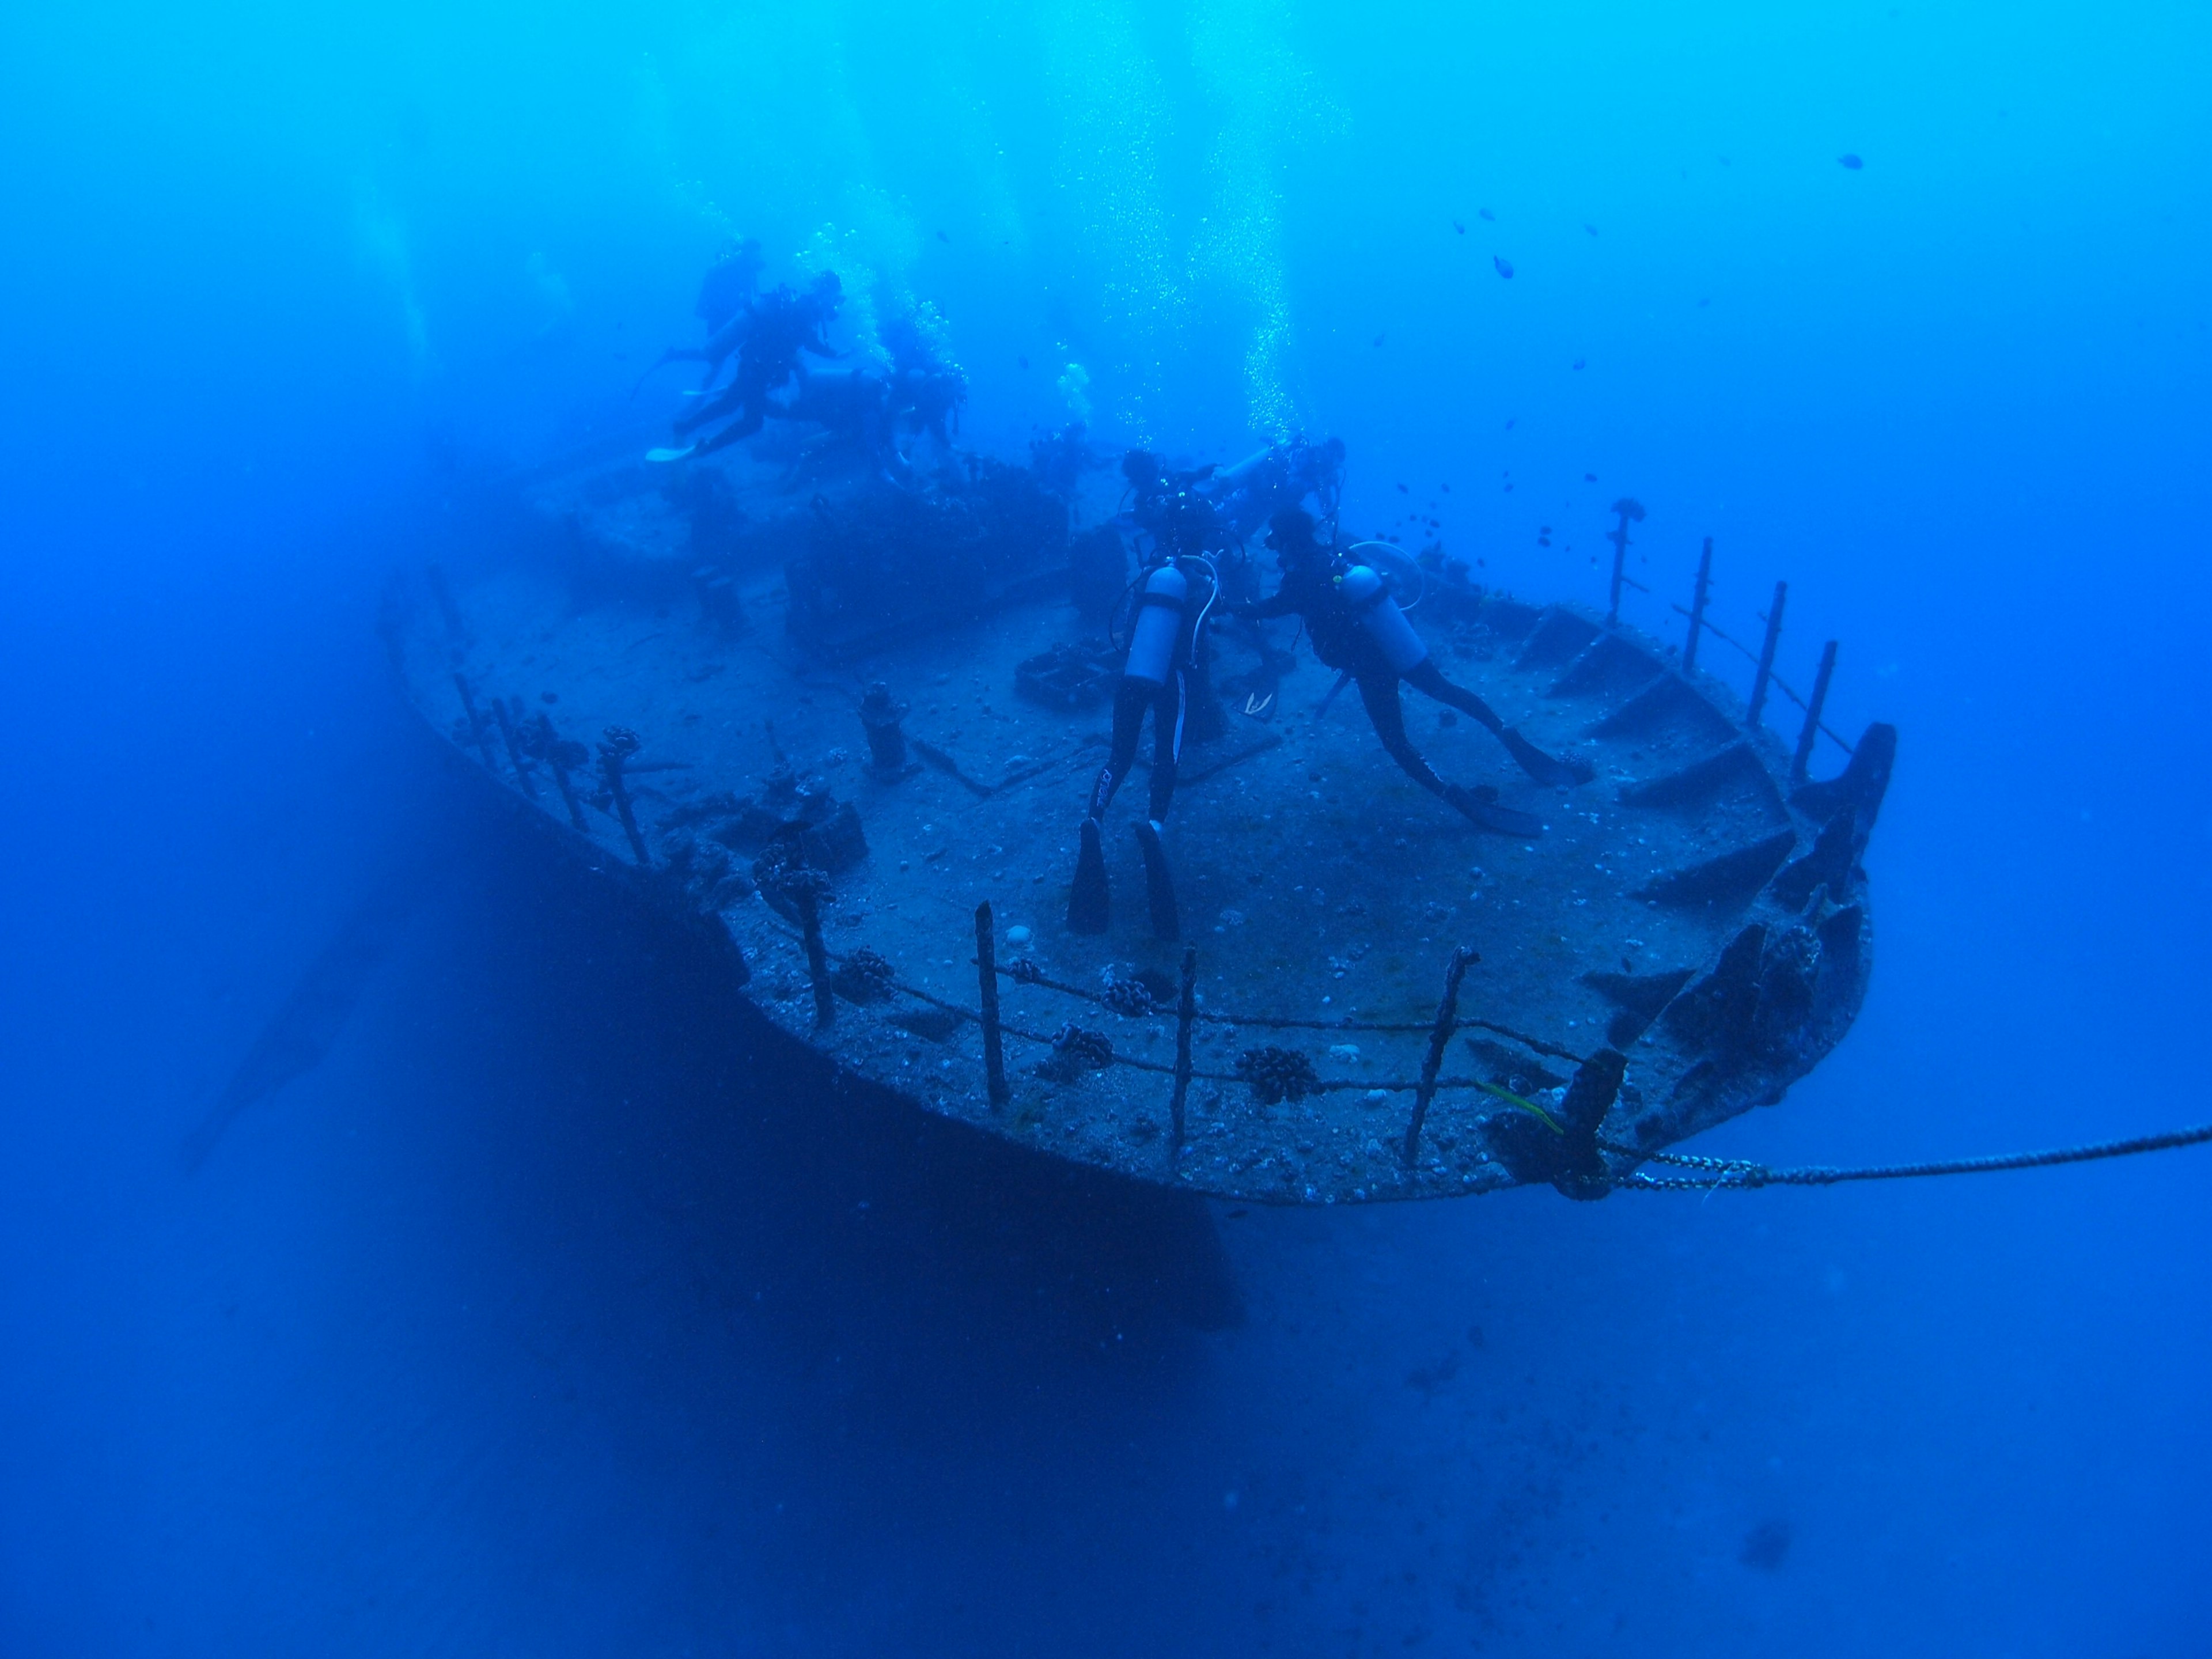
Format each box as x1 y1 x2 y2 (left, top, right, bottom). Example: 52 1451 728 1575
1606 1122 2212 1191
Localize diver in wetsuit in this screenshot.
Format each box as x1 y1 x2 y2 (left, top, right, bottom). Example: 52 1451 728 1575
1244 509 1590 832
1066 452 1222 940
631 240 767 400
651 272 844 463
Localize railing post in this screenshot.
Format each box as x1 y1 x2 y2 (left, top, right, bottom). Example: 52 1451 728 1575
1605 499 1645 624
597 728 650 866
536 712 588 830
974 902 1009 1107
1169 946 1198 1152
1403 946 1478 1167
1791 640 1839 783
795 880 834 1029
452 672 499 771
1683 537 1713 673
1747 580 1787 728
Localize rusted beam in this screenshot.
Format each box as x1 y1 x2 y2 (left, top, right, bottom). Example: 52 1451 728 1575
1791 641 1839 784
1403 946 1479 1167
1747 581 1787 728
1683 537 1713 673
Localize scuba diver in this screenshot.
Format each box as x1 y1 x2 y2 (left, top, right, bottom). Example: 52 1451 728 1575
1243 508 1592 835
648 271 844 463
1066 452 1224 940
632 239 766 400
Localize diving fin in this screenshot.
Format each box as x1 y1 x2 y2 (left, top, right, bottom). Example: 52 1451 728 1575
1446 783 1546 838
645 445 698 464
1067 817 1109 933
1134 820 1180 941
1499 725 1593 786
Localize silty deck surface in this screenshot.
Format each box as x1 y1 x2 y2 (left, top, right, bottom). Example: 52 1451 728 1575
408 547 1800 1205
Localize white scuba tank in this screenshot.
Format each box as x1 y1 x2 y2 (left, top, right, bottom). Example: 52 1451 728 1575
1124 562 1189 683
1337 563 1429 673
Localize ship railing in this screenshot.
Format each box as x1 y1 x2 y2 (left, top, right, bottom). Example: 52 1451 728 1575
789 897 1588 1176
441 523 1863 1177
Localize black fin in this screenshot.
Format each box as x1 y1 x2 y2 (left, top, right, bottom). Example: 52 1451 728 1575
1500 725 1593 786
1447 783 1545 838
1134 821 1180 941
1067 818 1109 934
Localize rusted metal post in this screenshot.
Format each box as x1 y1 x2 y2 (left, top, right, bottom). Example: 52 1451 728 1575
489 695 539 798
597 728 650 866
1791 640 1839 784
536 712 588 830
1683 537 1713 673
1168 946 1198 1152
796 881 834 1029
451 673 499 771
1605 499 1645 624
1403 946 1478 1167
974 902 1009 1107
1747 580 1787 728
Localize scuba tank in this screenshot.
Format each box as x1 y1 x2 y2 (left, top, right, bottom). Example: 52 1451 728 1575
1124 562 1190 684
1335 563 1429 674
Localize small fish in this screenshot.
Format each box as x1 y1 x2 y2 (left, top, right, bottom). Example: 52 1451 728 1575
1396 482 1409 493
1017 354 1029 369
1478 207 1495 222
1584 223 1599 236
936 228 952 241
1476 1079 1563 1132
1584 472 1597 482
1440 483 1450 493
1571 358 1585 370
1493 255 1514 279
1452 219 1465 234
1372 331 1386 347
1839 153 1863 170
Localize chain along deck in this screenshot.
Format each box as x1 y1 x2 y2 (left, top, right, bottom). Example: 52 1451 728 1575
389 456 1891 1204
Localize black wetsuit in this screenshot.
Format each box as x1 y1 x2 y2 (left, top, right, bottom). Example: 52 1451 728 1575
1088 561 1214 826
1251 558 1509 801
673 285 839 455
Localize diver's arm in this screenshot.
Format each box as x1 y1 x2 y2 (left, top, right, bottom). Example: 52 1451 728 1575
1248 589 1301 620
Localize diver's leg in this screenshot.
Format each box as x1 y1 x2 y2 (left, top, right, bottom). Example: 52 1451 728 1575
1357 673 1449 797
1086 676 1154 820
1403 658 1592 786
1135 671 1186 940
1145 671 1186 824
672 381 744 437
1071 675 1155 933
1403 658 1503 732
692 402 768 457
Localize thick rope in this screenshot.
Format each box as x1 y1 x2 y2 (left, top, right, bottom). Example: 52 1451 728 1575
1609 1122 2212 1191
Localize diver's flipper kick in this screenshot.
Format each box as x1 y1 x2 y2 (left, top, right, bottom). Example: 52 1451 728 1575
1443 783 1546 838
1245 508 1592 831
1067 817 1110 934
1134 820 1181 941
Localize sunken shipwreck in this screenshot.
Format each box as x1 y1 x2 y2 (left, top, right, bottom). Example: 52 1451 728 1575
383 268 1892 1207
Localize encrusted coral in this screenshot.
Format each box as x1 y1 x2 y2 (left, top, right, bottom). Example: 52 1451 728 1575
1237 1045 1320 1105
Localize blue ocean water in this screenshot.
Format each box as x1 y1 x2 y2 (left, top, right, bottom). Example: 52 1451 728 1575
1 2 2206 1653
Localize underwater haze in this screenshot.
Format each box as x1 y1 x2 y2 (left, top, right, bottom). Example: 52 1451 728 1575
2 0 2209 1653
